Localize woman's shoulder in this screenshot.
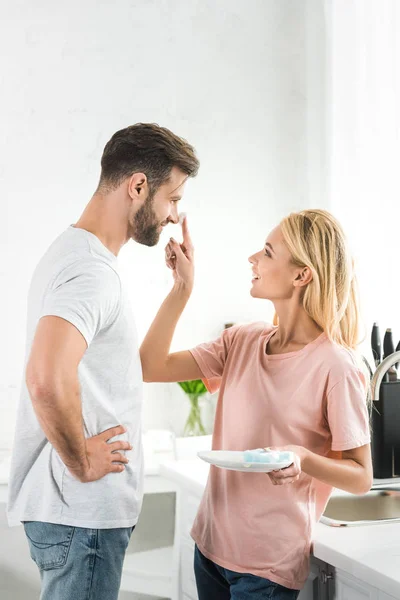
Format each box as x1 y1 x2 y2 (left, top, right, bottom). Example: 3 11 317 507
319 336 365 385
226 321 275 350
232 321 275 338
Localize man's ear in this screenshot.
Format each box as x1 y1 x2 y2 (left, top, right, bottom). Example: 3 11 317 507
294 266 313 287
127 173 148 202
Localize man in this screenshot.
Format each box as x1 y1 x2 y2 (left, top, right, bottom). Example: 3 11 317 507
7 123 199 600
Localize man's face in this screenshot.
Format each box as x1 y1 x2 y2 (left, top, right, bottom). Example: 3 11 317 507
129 167 187 246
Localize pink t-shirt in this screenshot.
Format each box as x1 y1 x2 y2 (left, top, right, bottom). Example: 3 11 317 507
189 322 371 590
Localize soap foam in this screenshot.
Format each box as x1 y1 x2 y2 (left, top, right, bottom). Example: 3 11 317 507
243 448 293 465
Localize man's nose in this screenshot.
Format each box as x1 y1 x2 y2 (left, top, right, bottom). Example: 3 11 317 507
169 205 179 224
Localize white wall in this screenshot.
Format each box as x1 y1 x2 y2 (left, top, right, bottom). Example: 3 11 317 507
325 0 400 360
1 0 324 447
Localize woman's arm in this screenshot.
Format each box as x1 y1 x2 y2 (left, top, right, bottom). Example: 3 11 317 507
140 284 203 382
303 444 373 494
140 218 204 383
268 443 373 495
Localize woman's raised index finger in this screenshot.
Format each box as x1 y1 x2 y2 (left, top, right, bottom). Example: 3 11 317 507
181 215 193 247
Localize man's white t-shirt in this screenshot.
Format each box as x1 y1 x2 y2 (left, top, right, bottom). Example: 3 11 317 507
7 226 144 529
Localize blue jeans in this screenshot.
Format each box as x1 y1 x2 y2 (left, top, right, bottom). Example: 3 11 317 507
23 521 134 600
194 545 300 600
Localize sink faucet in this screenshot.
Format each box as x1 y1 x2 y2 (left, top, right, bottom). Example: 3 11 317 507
371 351 400 401
370 351 400 479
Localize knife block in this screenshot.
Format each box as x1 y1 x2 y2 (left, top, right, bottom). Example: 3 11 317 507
371 380 400 478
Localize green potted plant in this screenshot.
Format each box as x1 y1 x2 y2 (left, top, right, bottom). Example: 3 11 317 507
178 379 208 436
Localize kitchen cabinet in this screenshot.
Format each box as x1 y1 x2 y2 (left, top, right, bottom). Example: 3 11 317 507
177 489 199 600
298 556 333 600
334 569 379 599
332 569 397 600
298 565 398 600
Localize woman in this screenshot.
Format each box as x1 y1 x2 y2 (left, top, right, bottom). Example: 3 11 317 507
140 209 372 600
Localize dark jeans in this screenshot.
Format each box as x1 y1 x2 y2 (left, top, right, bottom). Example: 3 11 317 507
194 545 300 600
23 521 134 600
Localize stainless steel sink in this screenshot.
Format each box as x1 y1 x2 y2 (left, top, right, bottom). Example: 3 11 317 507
321 487 400 527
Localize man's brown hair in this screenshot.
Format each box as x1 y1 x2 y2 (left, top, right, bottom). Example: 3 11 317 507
99 123 199 192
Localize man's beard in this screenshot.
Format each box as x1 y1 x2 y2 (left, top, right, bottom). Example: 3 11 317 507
130 191 163 247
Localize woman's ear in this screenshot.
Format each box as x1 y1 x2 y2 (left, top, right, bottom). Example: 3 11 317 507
294 266 313 287
127 172 148 203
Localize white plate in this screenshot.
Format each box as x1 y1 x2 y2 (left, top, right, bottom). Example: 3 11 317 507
197 450 294 473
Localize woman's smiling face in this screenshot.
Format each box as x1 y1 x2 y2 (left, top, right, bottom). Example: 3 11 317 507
248 226 303 301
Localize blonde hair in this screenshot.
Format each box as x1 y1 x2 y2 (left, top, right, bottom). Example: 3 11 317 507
276 209 360 351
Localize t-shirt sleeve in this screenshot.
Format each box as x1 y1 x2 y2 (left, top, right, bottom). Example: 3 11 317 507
40 261 120 347
189 325 241 394
326 368 371 451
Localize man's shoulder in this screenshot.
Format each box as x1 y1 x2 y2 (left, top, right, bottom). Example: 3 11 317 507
55 256 120 288
36 234 120 294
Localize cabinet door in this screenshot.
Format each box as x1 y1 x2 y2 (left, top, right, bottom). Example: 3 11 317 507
180 540 197 600
298 557 320 600
181 493 200 544
178 491 201 600
334 569 379 600
298 557 330 600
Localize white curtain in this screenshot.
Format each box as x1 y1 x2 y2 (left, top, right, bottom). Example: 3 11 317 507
324 0 400 353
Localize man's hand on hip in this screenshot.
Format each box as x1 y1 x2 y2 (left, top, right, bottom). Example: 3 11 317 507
69 425 132 483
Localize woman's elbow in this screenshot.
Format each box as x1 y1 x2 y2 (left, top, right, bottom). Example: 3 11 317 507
140 353 167 383
354 471 373 495
139 353 151 382
140 361 157 383
141 366 152 383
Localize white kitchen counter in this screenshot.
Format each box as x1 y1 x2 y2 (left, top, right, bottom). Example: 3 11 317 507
161 459 400 600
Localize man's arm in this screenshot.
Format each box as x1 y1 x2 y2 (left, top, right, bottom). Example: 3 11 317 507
26 316 130 482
